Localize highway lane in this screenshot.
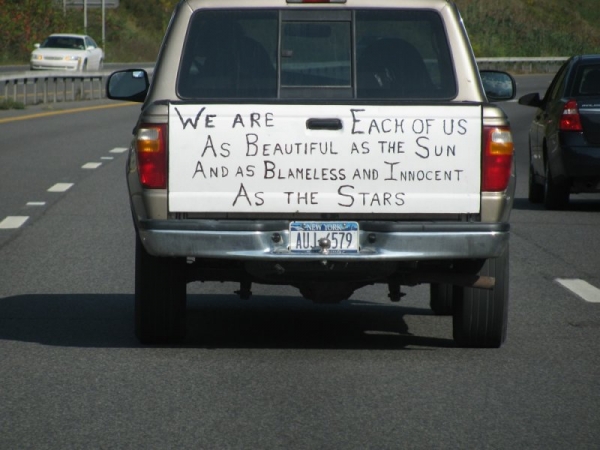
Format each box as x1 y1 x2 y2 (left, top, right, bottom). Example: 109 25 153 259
0 100 139 246
0 76 599 449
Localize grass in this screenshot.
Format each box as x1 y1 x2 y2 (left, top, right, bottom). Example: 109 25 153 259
454 0 600 57
0 99 25 110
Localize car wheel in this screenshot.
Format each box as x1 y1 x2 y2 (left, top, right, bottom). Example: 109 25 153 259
544 163 569 210
430 283 453 315
81 59 88 72
135 235 187 344
98 58 104 70
528 161 544 204
452 245 509 348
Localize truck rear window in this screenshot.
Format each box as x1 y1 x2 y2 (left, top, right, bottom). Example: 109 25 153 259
177 9 456 100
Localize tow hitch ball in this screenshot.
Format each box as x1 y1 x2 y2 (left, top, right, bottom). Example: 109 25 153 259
235 280 252 300
388 282 405 302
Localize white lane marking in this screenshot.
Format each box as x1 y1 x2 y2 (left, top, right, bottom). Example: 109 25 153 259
26 202 46 206
48 183 74 193
82 162 102 169
110 147 128 154
101 156 114 160
0 216 29 229
557 279 600 303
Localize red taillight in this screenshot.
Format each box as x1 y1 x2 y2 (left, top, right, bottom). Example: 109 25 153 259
559 99 583 131
482 126 514 192
136 124 167 189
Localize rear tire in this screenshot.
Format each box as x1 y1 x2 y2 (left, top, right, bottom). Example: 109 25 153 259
528 162 544 204
544 164 569 210
135 236 187 344
452 245 509 348
430 283 453 315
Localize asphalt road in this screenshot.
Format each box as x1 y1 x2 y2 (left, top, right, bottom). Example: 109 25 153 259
0 75 599 449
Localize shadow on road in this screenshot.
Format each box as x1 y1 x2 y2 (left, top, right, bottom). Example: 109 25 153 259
512 196 600 212
0 293 455 350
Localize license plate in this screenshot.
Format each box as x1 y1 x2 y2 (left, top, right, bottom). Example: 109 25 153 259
290 222 359 254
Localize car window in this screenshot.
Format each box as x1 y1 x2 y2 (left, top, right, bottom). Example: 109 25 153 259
572 64 600 96
356 10 456 99
178 10 278 99
42 36 85 50
86 37 99 49
281 21 351 88
177 9 456 100
544 61 569 104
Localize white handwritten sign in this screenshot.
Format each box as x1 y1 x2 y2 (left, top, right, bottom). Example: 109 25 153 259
168 104 482 214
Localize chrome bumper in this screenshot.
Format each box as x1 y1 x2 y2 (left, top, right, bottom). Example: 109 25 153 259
138 220 510 261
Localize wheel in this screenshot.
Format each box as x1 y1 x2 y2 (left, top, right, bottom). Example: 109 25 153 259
98 59 104 71
452 245 509 348
528 161 544 204
544 163 569 210
135 235 187 344
430 283 453 315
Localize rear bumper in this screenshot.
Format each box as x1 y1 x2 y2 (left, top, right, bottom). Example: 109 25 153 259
562 146 600 177
138 219 510 261
556 134 600 178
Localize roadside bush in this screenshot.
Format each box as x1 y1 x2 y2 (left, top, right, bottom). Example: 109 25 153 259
0 0 178 64
454 0 600 57
0 99 25 110
2 0 600 64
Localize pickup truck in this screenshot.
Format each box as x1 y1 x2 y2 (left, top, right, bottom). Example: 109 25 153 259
107 0 516 348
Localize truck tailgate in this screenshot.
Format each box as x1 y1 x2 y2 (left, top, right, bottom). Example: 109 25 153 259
168 104 482 214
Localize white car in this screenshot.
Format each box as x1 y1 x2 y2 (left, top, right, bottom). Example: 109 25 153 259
30 33 104 71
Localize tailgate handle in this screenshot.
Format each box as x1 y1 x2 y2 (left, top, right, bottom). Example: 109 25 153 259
306 118 343 130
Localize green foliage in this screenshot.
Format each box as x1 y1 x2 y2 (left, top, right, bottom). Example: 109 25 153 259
1 0 600 64
0 99 25 110
0 0 68 63
454 0 600 57
0 0 179 64
103 0 179 61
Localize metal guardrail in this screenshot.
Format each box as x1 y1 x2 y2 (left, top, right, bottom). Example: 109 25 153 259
476 57 568 74
0 58 568 106
0 71 107 105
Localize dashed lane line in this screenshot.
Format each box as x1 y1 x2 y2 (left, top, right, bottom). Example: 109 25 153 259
82 162 102 169
557 279 600 304
0 216 29 229
1 147 130 232
47 183 74 193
